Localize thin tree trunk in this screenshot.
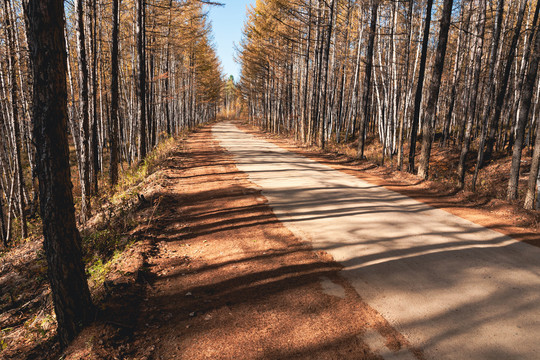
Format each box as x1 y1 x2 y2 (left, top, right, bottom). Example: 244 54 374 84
408 0 433 173
457 0 486 188
473 0 527 190
484 0 528 162
357 0 378 159
514 0 540 203
442 1 467 147
319 0 335 149
90 0 99 194
137 0 147 159
76 0 91 220
4 0 28 239
418 0 454 179
109 0 119 186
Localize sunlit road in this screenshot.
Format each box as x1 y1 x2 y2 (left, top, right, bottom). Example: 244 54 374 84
213 122 540 360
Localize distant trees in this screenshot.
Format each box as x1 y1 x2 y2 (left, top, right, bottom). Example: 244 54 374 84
238 0 540 209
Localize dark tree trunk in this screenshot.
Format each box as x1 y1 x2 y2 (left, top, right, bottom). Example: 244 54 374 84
25 0 94 347
408 0 433 173
417 0 454 179
473 0 527 190
472 0 504 178
357 0 378 159
457 0 486 188
109 0 119 186
0 194 7 247
319 0 335 149
76 0 91 220
442 1 468 148
512 0 540 202
91 0 99 194
484 0 528 162
137 0 147 159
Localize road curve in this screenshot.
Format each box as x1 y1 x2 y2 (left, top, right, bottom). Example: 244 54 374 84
212 122 540 360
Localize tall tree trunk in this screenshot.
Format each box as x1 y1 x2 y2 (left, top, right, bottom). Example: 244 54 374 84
319 0 335 149
0 193 6 247
397 0 414 170
457 0 486 188
25 0 94 347
442 0 467 147
109 0 119 186
417 0 454 179
484 0 528 162
473 0 527 190
137 0 147 159
90 0 99 194
4 0 28 240
76 0 91 220
357 0 378 159
513 1 540 203
301 0 312 144
408 0 433 173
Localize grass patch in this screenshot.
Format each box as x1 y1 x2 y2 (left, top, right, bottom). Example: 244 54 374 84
112 136 178 205
81 135 182 290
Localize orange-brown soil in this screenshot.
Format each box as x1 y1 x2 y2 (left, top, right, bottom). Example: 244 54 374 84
61 126 423 359
3 120 538 359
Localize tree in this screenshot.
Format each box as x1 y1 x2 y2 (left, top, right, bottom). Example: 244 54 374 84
408 0 433 173
357 0 378 159
417 0 455 179
25 0 94 347
508 0 540 201
236 0 540 210
472 0 528 190
457 0 486 188
3 0 28 240
520 1 540 208
75 0 91 220
137 0 147 160
109 0 119 186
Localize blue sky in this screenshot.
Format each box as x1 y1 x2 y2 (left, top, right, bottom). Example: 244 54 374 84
208 1 255 81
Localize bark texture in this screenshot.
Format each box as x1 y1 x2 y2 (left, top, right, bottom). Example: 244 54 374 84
25 0 94 347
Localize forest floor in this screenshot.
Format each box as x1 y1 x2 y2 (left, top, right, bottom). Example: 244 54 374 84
1 119 539 359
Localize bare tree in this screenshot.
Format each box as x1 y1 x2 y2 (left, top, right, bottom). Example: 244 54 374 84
75 0 91 220
3 0 28 240
408 0 433 173
110 0 119 186
357 0 378 159
137 0 147 159
417 0 455 179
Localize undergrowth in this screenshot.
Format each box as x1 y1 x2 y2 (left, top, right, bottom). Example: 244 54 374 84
83 134 180 287
0 132 183 358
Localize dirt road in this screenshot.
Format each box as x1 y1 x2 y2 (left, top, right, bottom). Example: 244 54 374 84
65 125 425 360
213 122 540 360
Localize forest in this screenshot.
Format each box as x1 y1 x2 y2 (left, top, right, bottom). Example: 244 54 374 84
238 0 540 208
0 0 222 245
0 0 222 351
1 0 540 357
